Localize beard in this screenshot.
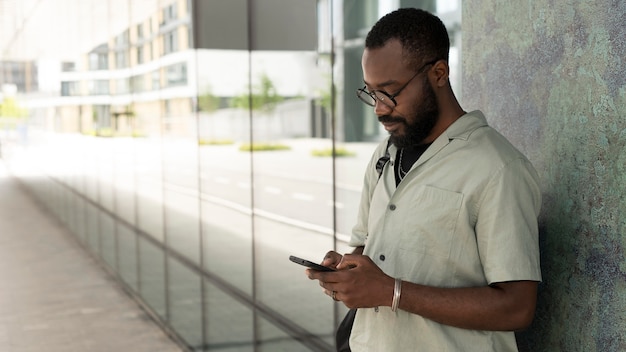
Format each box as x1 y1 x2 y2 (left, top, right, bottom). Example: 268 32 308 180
379 77 439 148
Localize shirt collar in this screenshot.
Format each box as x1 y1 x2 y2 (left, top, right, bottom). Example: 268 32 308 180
386 110 488 165
443 110 489 141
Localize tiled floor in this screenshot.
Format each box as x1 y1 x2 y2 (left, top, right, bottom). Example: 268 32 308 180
0 161 184 352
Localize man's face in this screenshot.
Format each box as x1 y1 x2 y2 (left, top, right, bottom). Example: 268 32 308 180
381 75 438 148
361 40 439 147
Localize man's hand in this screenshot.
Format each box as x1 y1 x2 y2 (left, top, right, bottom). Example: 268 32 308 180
307 251 539 331
307 254 394 309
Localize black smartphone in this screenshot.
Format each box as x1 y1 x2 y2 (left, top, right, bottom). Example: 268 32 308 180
289 255 335 272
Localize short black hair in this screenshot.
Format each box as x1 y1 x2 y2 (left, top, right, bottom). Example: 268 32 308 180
365 8 450 69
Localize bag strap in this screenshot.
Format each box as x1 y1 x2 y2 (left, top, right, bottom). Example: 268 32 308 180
375 138 392 181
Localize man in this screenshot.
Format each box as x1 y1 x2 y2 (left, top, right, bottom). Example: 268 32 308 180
306 8 542 352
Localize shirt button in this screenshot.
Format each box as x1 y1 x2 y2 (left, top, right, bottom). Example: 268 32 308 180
389 204 396 211
379 254 386 261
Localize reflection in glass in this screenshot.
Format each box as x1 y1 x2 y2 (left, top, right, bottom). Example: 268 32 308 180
100 212 117 270
0 0 462 350
72 196 87 244
113 137 136 226
118 224 138 291
135 138 165 242
139 237 166 319
85 202 100 253
162 123 200 261
204 280 254 351
168 258 203 348
257 316 314 352
249 0 336 345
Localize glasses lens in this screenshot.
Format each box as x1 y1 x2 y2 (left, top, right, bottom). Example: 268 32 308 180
356 88 376 106
373 91 395 107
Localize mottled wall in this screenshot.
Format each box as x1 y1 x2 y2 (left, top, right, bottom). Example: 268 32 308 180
462 1 626 351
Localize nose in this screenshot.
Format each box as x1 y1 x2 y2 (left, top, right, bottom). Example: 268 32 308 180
373 99 393 116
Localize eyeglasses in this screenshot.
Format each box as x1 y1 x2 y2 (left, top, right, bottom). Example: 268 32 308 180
356 59 439 108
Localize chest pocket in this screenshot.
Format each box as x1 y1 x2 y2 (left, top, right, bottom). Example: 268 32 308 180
397 185 463 258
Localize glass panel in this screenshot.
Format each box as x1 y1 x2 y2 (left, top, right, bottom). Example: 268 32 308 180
97 137 115 213
168 258 203 348
201 202 253 294
135 137 164 241
132 1 165 244
139 236 167 320
196 0 253 299
204 280 254 351
100 211 117 270
254 217 335 345
157 0 199 263
197 48 253 295
85 202 100 253
162 171 200 262
84 137 100 202
249 0 335 347
257 316 314 352
113 136 136 226
118 223 138 291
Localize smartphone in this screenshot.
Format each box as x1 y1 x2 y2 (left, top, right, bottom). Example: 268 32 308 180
289 255 335 272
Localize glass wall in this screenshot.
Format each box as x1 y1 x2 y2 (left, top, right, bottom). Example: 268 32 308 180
0 0 460 350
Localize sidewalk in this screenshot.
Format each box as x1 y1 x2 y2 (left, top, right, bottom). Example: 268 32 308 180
0 161 184 352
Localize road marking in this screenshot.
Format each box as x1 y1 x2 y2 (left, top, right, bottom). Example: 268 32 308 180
292 193 314 201
327 200 344 209
264 186 282 194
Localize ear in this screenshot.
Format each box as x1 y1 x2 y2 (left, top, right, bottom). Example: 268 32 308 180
431 60 450 88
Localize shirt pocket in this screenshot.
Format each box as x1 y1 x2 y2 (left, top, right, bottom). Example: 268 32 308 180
397 185 463 259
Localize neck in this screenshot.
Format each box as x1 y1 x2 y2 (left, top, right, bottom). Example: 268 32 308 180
425 89 465 144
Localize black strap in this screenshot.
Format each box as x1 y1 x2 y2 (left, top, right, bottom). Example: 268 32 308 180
335 309 357 352
375 139 392 180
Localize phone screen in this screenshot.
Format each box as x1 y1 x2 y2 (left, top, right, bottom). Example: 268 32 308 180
289 255 335 272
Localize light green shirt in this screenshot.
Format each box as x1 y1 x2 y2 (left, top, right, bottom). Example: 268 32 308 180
349 111 542 351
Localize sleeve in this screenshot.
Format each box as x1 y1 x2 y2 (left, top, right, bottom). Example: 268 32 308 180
349 139 391 248
475 157 542 284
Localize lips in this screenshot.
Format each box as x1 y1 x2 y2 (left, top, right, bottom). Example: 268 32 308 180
382 121 400 132
379 116 405 133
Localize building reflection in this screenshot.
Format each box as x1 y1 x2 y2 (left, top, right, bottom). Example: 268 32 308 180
0 0 460 350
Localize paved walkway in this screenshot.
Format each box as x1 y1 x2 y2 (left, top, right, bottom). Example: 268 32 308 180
0 161 184 352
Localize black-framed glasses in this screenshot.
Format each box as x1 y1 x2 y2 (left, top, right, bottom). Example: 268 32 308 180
356 59 439 108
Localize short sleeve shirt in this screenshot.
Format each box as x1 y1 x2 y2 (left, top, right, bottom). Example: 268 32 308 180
349 111 542 352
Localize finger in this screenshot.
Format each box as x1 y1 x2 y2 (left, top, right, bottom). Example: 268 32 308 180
307 269 326 280
306 268 319 280
323 287 339 301
336 253 360 270
321 251 341 267
308 271 340 284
